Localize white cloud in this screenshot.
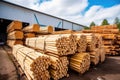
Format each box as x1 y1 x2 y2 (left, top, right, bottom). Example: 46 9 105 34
4 0 120 26
39 0 88 16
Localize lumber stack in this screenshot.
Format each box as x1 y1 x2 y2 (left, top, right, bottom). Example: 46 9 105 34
7 21 23 47
36 25 54 36
49 56 69 80
12 44 51 80
22 24 39 44
83 33 98 51
25 34 77 56
53 30 74 34
7 20 22 33
23 24 40 33
74 33 87 53
22 24 39 38
25 34 77 79
82 24 120 55
89 25 119 55
69 53 90 74
89 48 100 65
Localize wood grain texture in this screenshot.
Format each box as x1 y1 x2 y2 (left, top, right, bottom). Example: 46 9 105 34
13 44 51 80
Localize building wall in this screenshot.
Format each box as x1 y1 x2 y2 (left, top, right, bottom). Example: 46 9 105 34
0 1 84 30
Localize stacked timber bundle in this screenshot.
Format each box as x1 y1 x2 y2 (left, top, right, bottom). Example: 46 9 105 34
22 24 39 38
69 53 90 74
49 56 69 80
36 25 54 36
22 24 39 44
82 24 120 55
25 34 77 56
89 48 100 65
7 21 23 47
84 33 105 65
23 24 40 33
13 44 51 80
53 30 74 34
102 34 118 55
83 33 98 51
74 33 87 53
25 34 77 79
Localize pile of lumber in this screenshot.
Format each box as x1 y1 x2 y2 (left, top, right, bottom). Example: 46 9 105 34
12 44 51 80
25 34 76 79
82 24 119 34
36 25 54 36
22 24 39 38
82 24 120 55
53 30 74 34
25 34 77 56
49 56 69 80
7 21 23 47
69 53 90 74
74 33 87 53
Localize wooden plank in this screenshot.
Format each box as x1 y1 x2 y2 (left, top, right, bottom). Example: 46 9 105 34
7 40 23 48
7 20 22 33
23 24 40 33
7 31 24 40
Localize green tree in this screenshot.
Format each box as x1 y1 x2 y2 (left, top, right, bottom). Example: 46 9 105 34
101 19 109 25
90 21 96 27
114 17 120 29
84 26 90 30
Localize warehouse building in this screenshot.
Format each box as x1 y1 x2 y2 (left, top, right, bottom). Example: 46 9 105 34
0 1 85 44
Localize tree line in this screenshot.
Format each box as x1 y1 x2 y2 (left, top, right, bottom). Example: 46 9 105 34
84 17 120 29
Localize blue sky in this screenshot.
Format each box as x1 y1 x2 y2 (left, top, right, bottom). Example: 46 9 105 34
5 0 120 26
86 0 120 11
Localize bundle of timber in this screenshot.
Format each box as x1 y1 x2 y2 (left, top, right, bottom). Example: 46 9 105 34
69 53 90 74
89 48 100 65
7 40 23 48
24 33 35 38
99 47 106 62
23 24 40 33
82 29 119 34
83 33 98 51
7 20 22 33
7 31 24 40
35 25 54 37
91 24 117 30
49 56 69 80
74 33 87 52
82 24 120 55
7 21 23 47
13 44 51 80
53 30 74 34
39 25 54 34
25 34 77 56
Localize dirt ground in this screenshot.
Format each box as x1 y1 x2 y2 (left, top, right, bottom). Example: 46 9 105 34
0 46 17 80
0 46 120 80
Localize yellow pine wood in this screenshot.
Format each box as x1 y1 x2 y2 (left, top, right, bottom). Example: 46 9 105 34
7 20 22 33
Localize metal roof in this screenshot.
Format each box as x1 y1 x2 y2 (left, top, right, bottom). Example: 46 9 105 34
1 0 86 27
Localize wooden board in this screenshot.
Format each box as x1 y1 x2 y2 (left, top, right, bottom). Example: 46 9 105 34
7 40 23 48
7 30 24 40
24 33 35 38
39 25 54 34
82 29 119 34
7 20 22 33
91 24 117 30
23 24 40 32
53 30 74 34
